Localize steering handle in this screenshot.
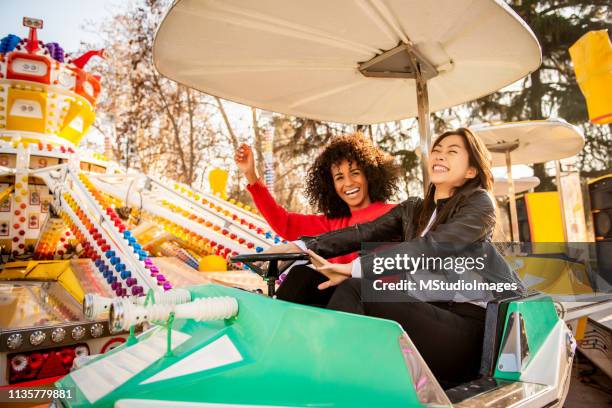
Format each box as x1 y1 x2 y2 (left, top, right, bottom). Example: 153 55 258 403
231 253 310 263
230 252 311 297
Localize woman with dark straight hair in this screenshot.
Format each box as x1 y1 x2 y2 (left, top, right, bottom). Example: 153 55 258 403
267 127 524 388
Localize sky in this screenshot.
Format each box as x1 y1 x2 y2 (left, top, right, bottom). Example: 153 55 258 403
1 1 534 179
1 0 116 54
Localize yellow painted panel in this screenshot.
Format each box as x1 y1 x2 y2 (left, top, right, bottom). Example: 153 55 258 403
26 260 71 280
525 192 565 254
509 256 593 295
574 317 588 341
58 98 95 145
569 30 612 124
6 88 47 133
57 265 85 303
0 262 29 280
0 260 84 304
0 185 14 203
588 173 612 185
3 261 30 268
199 255 227 272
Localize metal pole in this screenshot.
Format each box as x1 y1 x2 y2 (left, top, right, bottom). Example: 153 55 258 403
125 136 130 171
506 151 520 242
416 72 431 190
559 299 612 322
555 160 568 242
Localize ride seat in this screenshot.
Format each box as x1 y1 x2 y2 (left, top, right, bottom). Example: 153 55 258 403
445 292 536 403
479 294 523 377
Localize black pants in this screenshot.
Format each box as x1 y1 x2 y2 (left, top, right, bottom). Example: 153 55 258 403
277 268 485 389
276 265 336 306
328 278 486 389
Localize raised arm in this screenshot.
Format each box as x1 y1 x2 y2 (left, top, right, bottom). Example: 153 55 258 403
236 143 332 240
247 180 331 240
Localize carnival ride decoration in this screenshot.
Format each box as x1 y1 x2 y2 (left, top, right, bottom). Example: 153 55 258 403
569 27 612 380
51 1 588 407
516 192 567 244
262 130 275 191
0 260 118 386
207 167 228 198
0 17 277 387
474 120 611 373
472 118 585 243
569 29 612 125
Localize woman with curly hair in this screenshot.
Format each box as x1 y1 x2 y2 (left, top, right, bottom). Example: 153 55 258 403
235 132 401 304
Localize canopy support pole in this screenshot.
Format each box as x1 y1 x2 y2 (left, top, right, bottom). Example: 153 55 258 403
416 72 431 190
555 160 568 242
506 151 520 242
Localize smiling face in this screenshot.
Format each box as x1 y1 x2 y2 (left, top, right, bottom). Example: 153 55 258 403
331 160 371 211
428 134 478 197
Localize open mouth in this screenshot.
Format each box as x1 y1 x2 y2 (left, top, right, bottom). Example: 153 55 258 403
344 187 360 197
432 164 449 173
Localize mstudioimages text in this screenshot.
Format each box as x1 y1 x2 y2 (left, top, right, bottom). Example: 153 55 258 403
372 253 487 275
372 279 520 293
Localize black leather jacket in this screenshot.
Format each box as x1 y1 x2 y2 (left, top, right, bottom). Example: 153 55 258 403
302 188 495 254
301 188 525 300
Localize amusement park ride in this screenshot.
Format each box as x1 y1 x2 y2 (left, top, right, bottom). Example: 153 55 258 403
0 16 275 389
0 0 609 407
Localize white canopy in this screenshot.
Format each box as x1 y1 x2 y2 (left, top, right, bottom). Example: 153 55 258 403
493 176 540 197
154 0 541 124
473 118 585 166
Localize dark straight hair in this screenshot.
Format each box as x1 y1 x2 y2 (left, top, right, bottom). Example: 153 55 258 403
416 127 494 235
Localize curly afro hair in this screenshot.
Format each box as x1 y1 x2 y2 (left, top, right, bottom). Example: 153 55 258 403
305 132 400 218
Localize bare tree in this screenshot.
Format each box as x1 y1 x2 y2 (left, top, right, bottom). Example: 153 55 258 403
88 0 218 184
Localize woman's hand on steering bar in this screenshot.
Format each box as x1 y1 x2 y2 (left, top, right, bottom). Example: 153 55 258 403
258 242 303 270
307 250 351 290
261 242 302 254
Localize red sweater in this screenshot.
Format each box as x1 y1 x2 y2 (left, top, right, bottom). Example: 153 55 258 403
246 180 396 264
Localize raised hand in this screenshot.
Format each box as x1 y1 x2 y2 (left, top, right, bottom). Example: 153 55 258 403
234 143 258 184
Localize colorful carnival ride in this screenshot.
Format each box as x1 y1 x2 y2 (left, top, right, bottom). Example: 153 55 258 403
50 1 612 407
0 17 276 388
